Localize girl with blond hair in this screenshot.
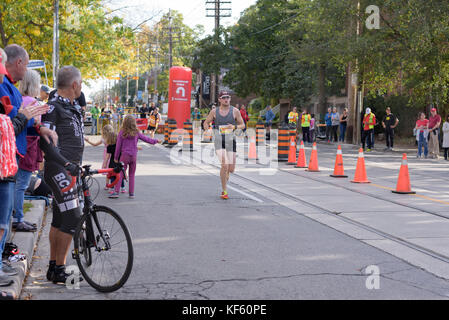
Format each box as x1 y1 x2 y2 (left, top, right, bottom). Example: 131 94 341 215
85 124 125 191
110 115 160 199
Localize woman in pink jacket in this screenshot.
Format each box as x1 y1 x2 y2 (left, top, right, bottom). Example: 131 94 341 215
109 115 160 199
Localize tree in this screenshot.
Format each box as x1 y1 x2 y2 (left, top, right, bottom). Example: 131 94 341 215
109 10 202 104
0 0 133 84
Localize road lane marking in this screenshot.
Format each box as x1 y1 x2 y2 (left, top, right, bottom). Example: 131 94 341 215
227 185 264 203
372 183 449 206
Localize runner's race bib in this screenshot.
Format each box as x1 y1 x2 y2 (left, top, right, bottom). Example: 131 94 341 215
219 125 234 135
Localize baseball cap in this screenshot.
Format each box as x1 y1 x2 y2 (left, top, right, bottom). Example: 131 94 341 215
0 56 7 75
431 107 437 112
41 85 52 94
219 91 231 98
365 107 371 114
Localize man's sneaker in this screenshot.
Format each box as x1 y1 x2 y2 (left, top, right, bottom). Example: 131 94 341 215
121 188 126 193
52 266 83 285
46 261 56 281
366 148 372 152
1 263 18 276
0 273 13 287
108 192 119 199
13 221 37 229
129 193 135 199
13 221 37 232
221 191 229 200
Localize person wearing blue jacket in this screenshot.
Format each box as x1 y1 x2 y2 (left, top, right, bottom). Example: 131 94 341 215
324 107 332 143
0 45 35 157
264 105 275 140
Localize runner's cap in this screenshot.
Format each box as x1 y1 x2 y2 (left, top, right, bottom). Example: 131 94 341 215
431 107 437 112
219 91 231 98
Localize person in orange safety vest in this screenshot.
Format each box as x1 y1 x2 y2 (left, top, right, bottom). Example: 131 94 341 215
362 107 376 152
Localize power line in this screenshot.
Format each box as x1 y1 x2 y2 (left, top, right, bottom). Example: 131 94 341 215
248 12 301 36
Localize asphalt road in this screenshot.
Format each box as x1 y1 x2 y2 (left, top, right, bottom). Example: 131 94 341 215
21 134 449 300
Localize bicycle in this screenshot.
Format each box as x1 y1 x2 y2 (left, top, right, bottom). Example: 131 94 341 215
62 163 133 292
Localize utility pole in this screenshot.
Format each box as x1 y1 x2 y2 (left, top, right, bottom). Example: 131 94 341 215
168 9 173 69
348 0 362 145
135 47 140 103
126 74 129 107
206 1 231 105
154 26 159 103
52 0 60 86
163 10 180 70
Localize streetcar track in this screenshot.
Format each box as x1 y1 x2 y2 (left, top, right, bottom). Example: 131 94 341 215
278 166 449 218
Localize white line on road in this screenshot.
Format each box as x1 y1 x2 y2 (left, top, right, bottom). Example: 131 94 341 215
227 185 264 203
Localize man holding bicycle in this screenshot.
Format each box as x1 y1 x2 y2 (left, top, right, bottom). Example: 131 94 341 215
39 66 84 284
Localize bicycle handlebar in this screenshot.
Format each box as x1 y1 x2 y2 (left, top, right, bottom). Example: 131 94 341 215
61 162 125 193
98 168 121 189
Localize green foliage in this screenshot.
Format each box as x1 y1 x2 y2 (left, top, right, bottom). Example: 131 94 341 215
0 0 133 84
191 0 449 123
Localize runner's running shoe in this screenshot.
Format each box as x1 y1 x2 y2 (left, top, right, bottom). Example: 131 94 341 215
221 191 229 200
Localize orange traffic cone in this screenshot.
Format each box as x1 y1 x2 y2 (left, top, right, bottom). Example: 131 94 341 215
306 142 320 172
246 136 258 160
330 145 348 178
287 136 297 165
351 148 370 183
295 141 307 168
392 153 415 194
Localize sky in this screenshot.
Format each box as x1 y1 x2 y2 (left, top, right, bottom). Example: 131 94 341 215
83 0 258 100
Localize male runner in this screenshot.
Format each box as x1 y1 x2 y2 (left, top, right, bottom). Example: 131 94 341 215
203 91 245 199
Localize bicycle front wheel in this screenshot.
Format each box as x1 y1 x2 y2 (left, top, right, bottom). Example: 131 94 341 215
73 205 134 292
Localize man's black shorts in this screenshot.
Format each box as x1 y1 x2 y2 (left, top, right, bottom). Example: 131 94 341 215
148 125 157 131
214 134 236 152
44 161 81 235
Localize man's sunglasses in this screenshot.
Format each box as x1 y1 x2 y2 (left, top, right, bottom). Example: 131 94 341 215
220 96 231 99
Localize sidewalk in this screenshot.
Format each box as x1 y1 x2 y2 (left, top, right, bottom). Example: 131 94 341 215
1 200 47 300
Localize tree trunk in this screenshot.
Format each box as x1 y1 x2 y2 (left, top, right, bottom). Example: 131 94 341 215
318 63 327 120
0 10 10 47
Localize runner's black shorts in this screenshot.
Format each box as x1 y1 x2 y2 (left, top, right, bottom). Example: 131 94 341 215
148 125 157 131
44 161 81 235
214 134 236 152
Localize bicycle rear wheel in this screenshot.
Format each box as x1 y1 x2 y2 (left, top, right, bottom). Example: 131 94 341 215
73 205 133 292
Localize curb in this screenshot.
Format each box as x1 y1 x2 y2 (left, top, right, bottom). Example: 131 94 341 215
1 200 47 300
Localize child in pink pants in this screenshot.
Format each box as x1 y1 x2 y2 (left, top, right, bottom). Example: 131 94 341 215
109 115 159 199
